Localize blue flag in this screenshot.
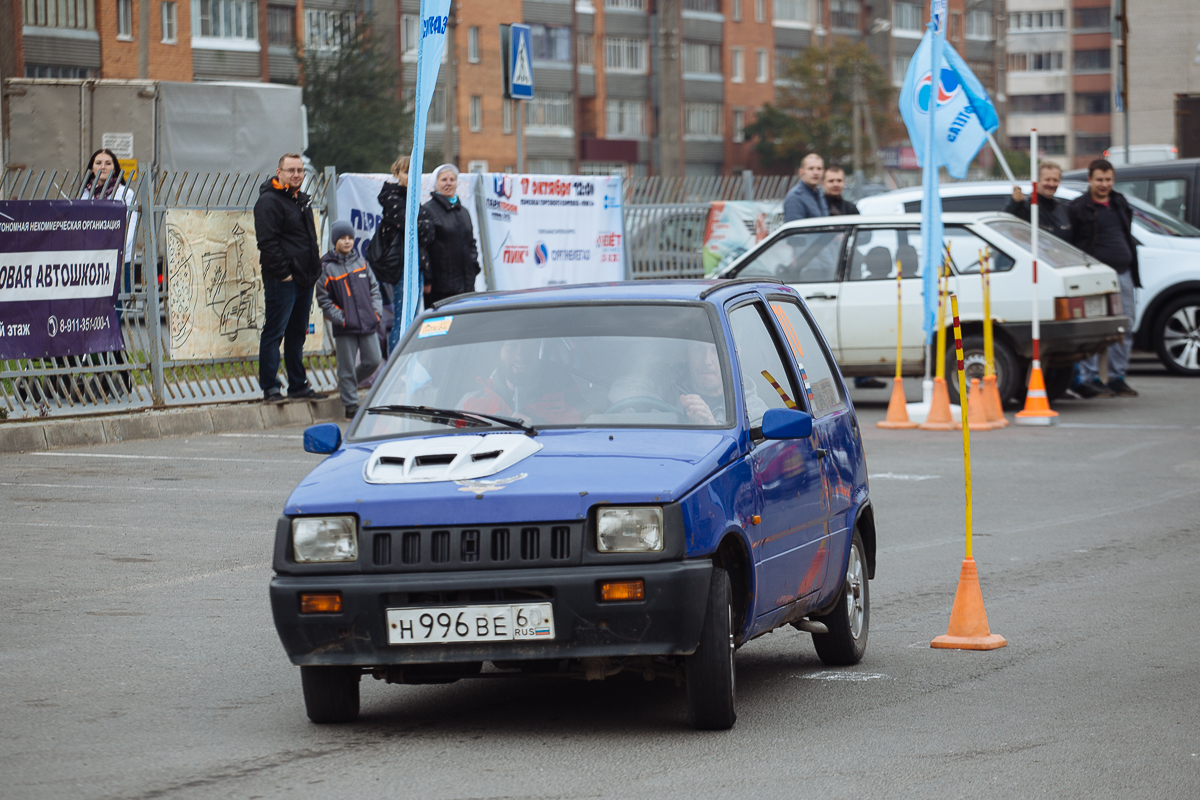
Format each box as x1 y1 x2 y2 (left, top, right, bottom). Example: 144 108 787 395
400 0 453 333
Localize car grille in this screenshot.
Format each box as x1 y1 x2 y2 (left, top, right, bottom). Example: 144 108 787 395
363 522 584 572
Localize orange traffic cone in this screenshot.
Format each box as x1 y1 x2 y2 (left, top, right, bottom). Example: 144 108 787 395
876 378 918 429
981 375 1009 427
1014 365 1059 426
966 378 996 431
918 377 960 431
931 558 1007 650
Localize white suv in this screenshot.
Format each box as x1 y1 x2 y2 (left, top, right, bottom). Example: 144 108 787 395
857 181 1200 377
718 212 1126 406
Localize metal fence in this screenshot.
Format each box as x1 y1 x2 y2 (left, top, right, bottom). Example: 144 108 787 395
1 166 337 421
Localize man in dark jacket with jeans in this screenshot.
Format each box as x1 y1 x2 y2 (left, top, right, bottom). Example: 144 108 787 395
254 154 326 402
1068 158 1141 398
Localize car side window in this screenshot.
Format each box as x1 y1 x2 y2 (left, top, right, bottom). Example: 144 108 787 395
733 229 846 283
846 227 923 280
943 227 1016 274
1150 179 1188 221
768 299 847 418
727 303 801 428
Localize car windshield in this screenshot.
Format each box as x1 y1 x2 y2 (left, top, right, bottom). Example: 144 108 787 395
350 303 735 440
986 219 1097 267
1124 194 1200 238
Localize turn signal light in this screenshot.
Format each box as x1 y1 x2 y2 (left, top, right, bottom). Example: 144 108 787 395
1054 297 1085 320
600 580 645 602
300 593 343 613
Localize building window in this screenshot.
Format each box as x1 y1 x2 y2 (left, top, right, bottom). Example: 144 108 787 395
775 46 801 80
970 61 994 89
527 158 574 174
755 0 764 23
606 99 647 137
965 9 991 39
731 47 744 82
1074 7 1110 31
683 0 719 12
893 2 921 32
1075 92 1112 115
1008 94 1065 114
1075 133 1112 156
117 0 133 38
1007 11 1063 31
468 160 489 174
605 0 644 9
161 1 177 41
525 91 574 131
577 33 594 66
684 102 722 139
306 9 355 50
755 48 768 82
1009 135 1067 155
428 88 446 126
732 0 741 22
26 64 98 77
605 36 648 73
1007 52 1064 72
503 99 514 134
1074 49 1111 72
531 24 571 62
23 0 95 29
892 55 910 87
401 14 418 54
470 96 482 132
683 41 721 74
732 108 745 143
829 0 859 30
468 26 480 63
267 4 293 46
194 0 259 41
773 0 809 24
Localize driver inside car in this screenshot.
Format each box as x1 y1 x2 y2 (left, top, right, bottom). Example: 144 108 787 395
459 339 589 424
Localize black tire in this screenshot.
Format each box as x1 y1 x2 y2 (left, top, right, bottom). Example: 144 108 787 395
811 532 870 666
686 567 737 730
1152 294 1200 376
945 334 1020 407
1043 366 1075 401
300 665 361 724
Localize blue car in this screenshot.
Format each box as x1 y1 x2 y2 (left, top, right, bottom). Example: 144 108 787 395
271 279 876 730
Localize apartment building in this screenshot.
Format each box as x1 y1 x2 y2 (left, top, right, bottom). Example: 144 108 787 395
1122 0 1200 156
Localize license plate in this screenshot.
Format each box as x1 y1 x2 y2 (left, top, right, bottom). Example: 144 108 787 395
386 603 555 645
1084 296 1106 318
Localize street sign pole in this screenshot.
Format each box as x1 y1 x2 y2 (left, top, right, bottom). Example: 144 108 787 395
516 101 524 173
502 22 534 173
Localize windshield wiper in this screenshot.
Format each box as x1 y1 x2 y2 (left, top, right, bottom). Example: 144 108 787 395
365 405 537 436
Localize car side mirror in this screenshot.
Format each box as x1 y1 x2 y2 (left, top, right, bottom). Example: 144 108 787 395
760 408 814 440
303 423 342 454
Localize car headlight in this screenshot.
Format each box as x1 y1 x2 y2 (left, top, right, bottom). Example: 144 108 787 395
292 517 358 563
596 507 664 552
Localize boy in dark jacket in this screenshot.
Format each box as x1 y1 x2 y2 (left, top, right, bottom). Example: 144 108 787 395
317 220 384 417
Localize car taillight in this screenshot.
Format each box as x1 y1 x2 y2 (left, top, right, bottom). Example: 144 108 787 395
1108 292 1122 315
1054 295 1112 320
1054 297 1086 320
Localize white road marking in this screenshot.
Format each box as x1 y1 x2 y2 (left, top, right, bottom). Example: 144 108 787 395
216 433 304 439
1059 423 1196 430
872 472 941 481
0 481 277 495
798 671 890 682
29 451 314 464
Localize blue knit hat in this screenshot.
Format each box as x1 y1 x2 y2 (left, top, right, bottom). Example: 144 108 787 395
330 219 355 243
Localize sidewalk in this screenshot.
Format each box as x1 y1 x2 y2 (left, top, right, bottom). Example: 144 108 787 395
0 396 343 454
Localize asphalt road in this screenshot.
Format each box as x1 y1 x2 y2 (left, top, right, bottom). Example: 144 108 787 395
2 355 1198 799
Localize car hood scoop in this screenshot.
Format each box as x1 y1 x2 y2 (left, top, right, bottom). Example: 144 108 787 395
362 433 543 484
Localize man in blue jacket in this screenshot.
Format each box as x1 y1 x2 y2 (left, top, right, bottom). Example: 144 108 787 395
783 153 829 222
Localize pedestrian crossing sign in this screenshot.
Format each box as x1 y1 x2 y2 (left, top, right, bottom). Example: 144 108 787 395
507 23 534 100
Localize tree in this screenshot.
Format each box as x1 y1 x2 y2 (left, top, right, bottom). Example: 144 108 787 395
301 16 409 173
744 40 901 173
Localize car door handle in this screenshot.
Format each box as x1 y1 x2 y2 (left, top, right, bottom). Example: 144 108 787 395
813 448 828 458
805 293 836 301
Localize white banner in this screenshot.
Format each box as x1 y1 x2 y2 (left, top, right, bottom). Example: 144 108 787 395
336 172 486 293
0 250 120 302
480 173 625 290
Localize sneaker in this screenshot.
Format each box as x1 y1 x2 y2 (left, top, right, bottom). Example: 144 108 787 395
263 389 287 404
1107 377 1139 397
1075 378 1116 399
345 404 359 419
287 386 328 401
854 377 888 390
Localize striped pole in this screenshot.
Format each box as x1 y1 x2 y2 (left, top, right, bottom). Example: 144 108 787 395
1016 128 1059 424
894 259 903 380
950 293 973 558
980 248 994 377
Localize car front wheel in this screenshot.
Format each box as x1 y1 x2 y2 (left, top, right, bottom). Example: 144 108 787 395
685 566 736 730
300 665 361 724
811 532 870 666
1153 294 1200 376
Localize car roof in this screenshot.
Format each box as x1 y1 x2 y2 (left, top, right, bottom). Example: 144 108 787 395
430 279 793 312
769 211 1011 231
1062 158 1200 179
855 181 1088 213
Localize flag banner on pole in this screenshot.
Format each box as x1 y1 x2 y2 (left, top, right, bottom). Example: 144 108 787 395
400 0 453 332
898 29 999 180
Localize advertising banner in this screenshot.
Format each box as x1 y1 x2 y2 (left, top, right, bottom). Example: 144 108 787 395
0 200 125 359
701 200 785 276
164 209 326 359
481 173 625 290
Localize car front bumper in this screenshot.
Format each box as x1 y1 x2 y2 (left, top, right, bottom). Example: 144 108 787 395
997 316 1130 365
270 560 714 666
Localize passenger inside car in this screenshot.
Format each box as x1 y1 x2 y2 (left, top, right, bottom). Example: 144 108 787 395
459 339 591 424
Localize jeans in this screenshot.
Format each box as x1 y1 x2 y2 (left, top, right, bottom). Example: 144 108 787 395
334 333 382 407
260 277 314 396
1080 269 1136 382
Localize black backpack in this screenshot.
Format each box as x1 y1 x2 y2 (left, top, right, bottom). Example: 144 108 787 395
366 224 405 286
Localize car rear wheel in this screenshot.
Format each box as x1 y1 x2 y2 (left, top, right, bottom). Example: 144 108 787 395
300 665 361 724
1153 294 1200 376
945 335 1020 407
685 566 736 730
811 532 870 666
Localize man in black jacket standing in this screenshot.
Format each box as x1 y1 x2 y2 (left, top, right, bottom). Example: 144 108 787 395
1003 161 1072 240
254 154 326 403
1067 158 1141 398
822 166 859 216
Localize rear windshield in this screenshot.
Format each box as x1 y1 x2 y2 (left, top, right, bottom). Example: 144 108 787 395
986 219 1096 267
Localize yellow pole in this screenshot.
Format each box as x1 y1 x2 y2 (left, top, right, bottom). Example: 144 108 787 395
981 247 995 377
951 293 973 559
935 254 949 380
894 259 903 380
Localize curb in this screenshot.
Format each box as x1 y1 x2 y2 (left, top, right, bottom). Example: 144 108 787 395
0 397 343 454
